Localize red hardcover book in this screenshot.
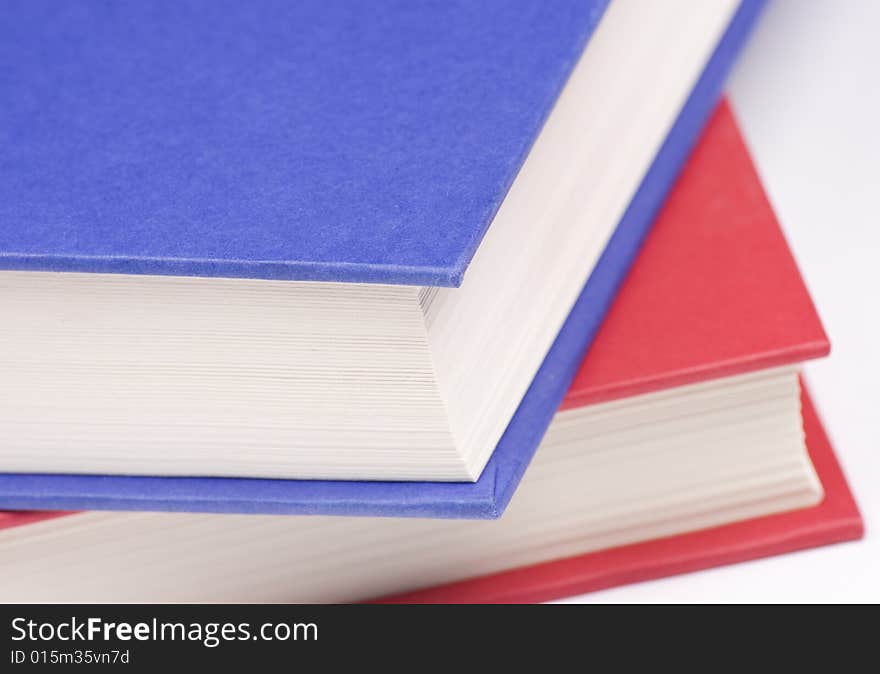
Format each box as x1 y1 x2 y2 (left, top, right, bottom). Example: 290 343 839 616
0 101 863 604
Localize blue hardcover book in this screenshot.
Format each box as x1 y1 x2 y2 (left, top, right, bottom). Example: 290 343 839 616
0 0 764 516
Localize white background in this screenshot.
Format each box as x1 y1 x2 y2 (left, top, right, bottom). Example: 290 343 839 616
560 0 879 602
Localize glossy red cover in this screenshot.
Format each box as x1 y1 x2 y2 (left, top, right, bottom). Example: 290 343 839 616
379 385 863 603
562 100 829 410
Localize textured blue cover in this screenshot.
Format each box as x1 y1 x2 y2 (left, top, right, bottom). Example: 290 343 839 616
0 0 608 287
0 0 766 518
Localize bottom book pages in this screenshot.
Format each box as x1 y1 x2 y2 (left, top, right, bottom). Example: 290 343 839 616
379 385 863 603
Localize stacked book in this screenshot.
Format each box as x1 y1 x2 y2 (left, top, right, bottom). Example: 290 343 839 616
0 0 862 602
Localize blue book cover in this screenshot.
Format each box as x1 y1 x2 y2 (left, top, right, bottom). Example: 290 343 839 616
0 0 766 517
0 0 607 286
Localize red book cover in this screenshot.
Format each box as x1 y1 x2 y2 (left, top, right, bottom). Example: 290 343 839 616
563 99 830 410
0 100 863 603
